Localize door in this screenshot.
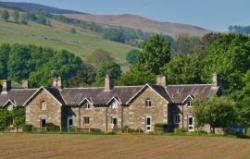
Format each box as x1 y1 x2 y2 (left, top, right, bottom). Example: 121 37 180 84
40 119 46 130
145 116 152 132
111 117 118 129
187 115 194 131
67 117 73 131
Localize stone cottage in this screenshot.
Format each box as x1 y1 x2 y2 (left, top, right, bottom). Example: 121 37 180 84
0 74 221 132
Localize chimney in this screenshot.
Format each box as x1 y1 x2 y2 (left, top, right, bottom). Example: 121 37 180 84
52 77 63 90
156 75 166 87
104 74 112 92
212 73 218 86
22 80 29 89
2 80 11 94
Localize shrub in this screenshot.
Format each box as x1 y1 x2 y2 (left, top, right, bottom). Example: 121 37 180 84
155 123 168 132
174 128 187 134
22 124 33 132
46 123 60 132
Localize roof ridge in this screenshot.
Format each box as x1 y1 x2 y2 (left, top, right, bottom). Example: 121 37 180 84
167 84 213 86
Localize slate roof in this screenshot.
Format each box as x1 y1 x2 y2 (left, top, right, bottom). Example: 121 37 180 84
166 84 219 103
0 84 220 107
0 89 36 106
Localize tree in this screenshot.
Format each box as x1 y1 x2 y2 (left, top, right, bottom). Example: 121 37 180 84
203 34 250 94
8 44 31 81
138 34 171 74
176 35 203 55
70 28 76 34
13 11 20 23
162 54 203 84
96 62 122 85
1 10 9 21
237 97 250 129
85 49 114 68
118 64 155 86
126 49 139 65
0 43 10 79
192 97 237 133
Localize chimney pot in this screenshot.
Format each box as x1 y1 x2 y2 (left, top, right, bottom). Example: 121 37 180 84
22 80 29 89
52 77 63 90
2 80 11 94
104 74 112 92
212 73 218 86
156 75 166 87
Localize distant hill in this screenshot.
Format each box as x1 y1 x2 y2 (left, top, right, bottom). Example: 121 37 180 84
0 1 88 14
0 7 134 67
64 14 210 38
0 1 211 38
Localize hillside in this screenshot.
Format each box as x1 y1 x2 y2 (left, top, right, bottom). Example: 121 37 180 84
0 9 134 66
0 2 211 38
64 14 210 38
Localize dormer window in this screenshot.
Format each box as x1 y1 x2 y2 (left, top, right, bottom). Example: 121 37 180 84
83 102 90 109
41 101 47 110
187 101 192 107
145 98 152 107
111 101 118 109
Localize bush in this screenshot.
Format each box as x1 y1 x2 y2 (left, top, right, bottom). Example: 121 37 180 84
46 123 60 132
174 128 187 134
155 123 168 132
22 124 33 132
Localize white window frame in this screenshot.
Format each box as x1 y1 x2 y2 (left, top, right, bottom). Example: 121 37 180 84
145 115 152 132
145 98 152 108
187 115 194 131
187 100 192 107
67 117 73 131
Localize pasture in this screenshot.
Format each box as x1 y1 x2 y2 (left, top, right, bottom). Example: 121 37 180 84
0 133 249 159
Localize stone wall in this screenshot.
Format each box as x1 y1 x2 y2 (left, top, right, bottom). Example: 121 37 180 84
123 87 168 132
26 89 62 129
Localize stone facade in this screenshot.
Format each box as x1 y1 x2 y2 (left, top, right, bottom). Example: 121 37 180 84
25 89 62 129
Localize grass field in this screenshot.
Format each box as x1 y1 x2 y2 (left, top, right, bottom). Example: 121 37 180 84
0 133 249 159
0 18 134 66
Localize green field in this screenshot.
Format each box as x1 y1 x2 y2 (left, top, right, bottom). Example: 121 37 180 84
0 18 134 65
0 133 249 159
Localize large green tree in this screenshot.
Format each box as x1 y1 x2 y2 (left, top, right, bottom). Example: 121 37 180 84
85 49 114 68
138 34 171 74
162 54 203 84
192 97 237 133
96 62 122 85
118 64 155 86
0 44 10 79
203 34 250 94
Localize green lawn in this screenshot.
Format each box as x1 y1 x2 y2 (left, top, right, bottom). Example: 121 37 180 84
0 18 134 66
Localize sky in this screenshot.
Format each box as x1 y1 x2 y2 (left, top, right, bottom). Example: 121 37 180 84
2 0 250 31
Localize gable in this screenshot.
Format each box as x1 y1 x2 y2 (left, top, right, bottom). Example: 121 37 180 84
24 87 63 106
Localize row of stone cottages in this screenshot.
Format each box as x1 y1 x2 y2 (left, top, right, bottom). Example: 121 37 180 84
0 74 221 132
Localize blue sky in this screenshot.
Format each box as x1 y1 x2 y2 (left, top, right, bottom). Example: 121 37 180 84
2 0 250 31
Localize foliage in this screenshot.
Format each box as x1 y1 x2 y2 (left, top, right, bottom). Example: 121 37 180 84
0 43 10 79
118 64 155 85
229 25 250 34
126 49 139 65
192 97 237 133
96 62 122 85
162 54 204 84
138 34 171 74
70 28 76 34
85 49 114 68
0 107 25 131
26 11 50 25
46 123 60 131
12 11 19 23
22 124 33 132
237 97 250 127
203 33 250 94
176 35 203 55
1 10 9 21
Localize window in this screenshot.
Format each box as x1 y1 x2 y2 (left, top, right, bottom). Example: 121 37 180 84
111 102 118 109
83 117 90 124
188 115 194 130
41 101 47 110
187 101 192 107
175 115 180 124
145 116 151 131
83 102 90 109
145 99 152 107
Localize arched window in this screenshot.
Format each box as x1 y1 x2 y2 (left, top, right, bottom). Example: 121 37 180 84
145 98 152 107
41 101 47 111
